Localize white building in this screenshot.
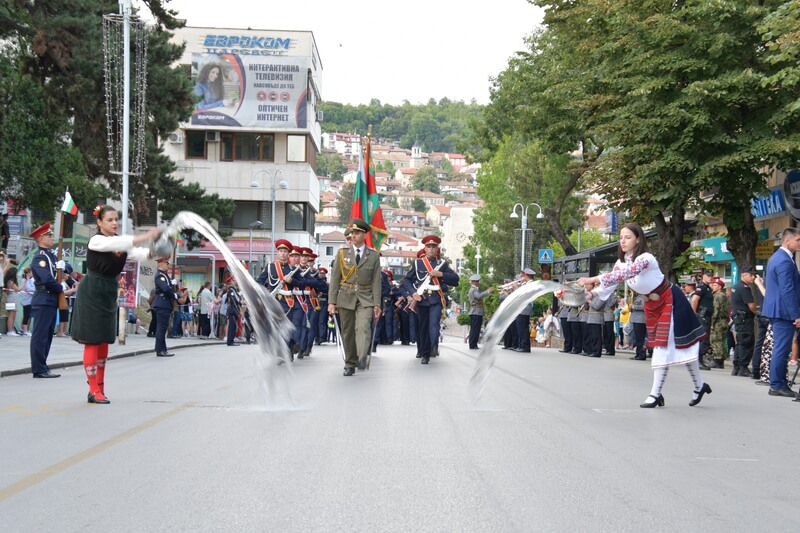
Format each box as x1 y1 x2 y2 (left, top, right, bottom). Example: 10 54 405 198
165 26 324 279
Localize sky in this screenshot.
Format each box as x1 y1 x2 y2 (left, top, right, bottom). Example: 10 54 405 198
140 0 544 106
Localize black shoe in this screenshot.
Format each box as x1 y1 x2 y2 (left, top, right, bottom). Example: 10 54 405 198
738 368 752 378
558 349 571 353
587 354 601 358
33 371 61 378
768 386 795 397
571 350 582 354
699 363 711 370
87 392 110 404
640 394 665 408
712 360 724 369
606 352 615 356
297 352 304 358
751 372 760 380
156 352 174 357
689 382 712 406
343 367 355 376
421 356 430 364
731 365 740 376
227 343 239 347
630 356 646 361
415 354 422 358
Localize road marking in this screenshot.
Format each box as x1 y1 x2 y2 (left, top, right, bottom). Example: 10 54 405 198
0 401 195 502
695 457 759 462
592 409 643 413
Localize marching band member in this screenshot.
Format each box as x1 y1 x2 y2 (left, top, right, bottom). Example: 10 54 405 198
401 235 459 365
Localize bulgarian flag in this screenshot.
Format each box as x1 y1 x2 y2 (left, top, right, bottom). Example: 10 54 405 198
351 135 388 251
61 191 79 215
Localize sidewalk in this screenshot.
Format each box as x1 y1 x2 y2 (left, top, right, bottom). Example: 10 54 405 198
0 332 225 378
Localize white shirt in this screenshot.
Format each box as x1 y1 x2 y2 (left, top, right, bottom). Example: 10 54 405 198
595 252 665 301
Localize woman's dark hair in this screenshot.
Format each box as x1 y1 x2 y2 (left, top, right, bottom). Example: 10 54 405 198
617 223 649 261
197 62 224 101
94 204 117 221
4 266 18 287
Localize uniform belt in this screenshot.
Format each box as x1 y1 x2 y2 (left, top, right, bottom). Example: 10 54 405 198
277 290 292 296
35 286 56 294
645 279 670 301
340 282 372 290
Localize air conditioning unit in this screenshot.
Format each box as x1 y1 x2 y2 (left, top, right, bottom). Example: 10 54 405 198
167 132 184 144
316 110 324 122
206 131 220 142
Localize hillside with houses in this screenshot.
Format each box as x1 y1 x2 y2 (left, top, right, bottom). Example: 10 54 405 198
315 132 482 277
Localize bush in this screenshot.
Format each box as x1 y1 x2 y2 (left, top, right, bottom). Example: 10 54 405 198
456 312 471 326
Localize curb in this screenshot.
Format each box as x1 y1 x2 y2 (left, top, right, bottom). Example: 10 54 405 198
0 340 227 378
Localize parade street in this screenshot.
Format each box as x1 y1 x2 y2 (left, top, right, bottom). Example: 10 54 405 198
1 330 798 532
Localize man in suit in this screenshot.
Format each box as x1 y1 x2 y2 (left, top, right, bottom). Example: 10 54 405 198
327 218 382 376
29 222 64 378
761 227 800 397
402 235 460 364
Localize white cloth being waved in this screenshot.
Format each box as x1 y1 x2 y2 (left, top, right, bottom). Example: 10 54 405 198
594 252 699 368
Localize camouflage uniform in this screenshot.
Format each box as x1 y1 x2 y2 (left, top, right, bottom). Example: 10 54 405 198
710 289 731 366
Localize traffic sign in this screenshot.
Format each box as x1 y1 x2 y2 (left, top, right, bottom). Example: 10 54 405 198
538 249 553 263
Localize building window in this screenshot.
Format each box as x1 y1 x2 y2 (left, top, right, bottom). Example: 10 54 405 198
325 245 333 256
186 131 206 159
287 134 306 162
220 132 274 162
285 202 306 231
219 201 261 229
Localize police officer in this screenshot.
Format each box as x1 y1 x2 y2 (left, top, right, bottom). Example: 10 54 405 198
730 266 758 377
29 222 63 378
691 269 715 370
153 258 176 357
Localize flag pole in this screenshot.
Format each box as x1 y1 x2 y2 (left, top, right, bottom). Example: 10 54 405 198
56 202 68 311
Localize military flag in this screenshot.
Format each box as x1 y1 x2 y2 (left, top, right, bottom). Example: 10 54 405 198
351 133 388 250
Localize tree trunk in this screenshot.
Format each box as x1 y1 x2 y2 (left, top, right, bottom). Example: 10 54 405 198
724 205 757 272
652 206 686 283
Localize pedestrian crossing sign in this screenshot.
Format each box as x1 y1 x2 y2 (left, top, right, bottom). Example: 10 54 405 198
538 249 553 263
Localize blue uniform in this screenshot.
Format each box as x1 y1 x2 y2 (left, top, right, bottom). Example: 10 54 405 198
226 285 241 345
30 248 63 375
401 258 459 359
153 268 176 355
299 268 326 357
256 261 306 352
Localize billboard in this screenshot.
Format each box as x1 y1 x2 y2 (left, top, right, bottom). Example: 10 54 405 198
190 53 309 129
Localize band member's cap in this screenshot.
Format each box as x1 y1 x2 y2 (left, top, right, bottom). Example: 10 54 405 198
469 274 481 282
416 249 426 258
308 252 317 260
275 239 292 251
30 221 53 239
522 268 536 276
383 269 393 279
344 228 353 238
421 235 441 246
301 247 312 256
289 246 302 255
711 277 725 288
318 267 328 274
156 257 170 263
702 268 714 276
740 265 756 274
348 218 370 233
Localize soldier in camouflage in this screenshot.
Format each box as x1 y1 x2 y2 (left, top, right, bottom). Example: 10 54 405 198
709 277 730 369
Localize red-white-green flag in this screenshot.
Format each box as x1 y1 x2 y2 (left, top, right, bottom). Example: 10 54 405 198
351 137 388 251
61 191 79 215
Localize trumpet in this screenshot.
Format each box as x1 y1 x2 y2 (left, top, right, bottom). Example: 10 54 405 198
269 265 302 297
497 279 524 291
404 261 446 313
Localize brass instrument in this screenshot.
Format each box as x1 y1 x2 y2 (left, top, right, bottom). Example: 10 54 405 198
404 261 446 313
269 265 301 297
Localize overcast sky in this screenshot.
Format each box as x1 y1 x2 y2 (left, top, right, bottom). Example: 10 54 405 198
142 0 544 106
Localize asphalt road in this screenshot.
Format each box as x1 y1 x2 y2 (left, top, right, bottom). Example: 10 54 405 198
1 339 797 532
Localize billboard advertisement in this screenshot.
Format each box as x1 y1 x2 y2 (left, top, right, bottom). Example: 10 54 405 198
190 53 309 129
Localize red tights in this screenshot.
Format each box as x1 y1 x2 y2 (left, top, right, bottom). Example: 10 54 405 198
83 344 109 398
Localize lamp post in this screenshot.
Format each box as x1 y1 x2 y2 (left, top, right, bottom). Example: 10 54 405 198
475 245 482 275
248 220 263 275
510 202 544 272
251 169 288 262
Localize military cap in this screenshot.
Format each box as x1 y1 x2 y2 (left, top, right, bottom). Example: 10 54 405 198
469 274 481 282
348 218 370 233
308 252 317 260
702 268 714 276
344 228 353 238
156 257 170 264
522 268 536 277
318 267 328 274
711 277 725 288
679 276 696 285
30 221 53 239
289 246 302 255
421 235 441 246
275 239 292 251
301 247 312 256
740 265 756 274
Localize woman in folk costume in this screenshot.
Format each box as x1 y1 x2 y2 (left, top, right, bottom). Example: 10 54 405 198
577 223 711 408
71 205 161 404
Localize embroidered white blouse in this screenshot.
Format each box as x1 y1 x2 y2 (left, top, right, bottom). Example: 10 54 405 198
595 252 665 301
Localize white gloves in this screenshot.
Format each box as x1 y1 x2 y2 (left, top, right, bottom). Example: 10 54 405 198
56 260 66 270
171 279 178 286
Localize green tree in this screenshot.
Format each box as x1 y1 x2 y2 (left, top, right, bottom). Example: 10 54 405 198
337 183 355 225
412 166 440 193
377 160 396 175
411 198 427 213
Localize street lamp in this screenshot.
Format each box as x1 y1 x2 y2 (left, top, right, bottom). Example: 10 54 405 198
248 220 263 275
251 169 288 262
510 202 544 272
475 245 482 275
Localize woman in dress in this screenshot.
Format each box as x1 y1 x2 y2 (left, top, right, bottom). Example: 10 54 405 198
70 204 161 404
578 223 711 408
